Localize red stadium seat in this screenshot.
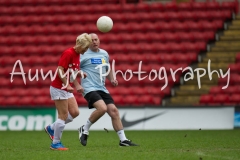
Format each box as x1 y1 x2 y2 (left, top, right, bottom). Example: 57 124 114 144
221 2 238 13
153 13 168 22
137 95 160 105
5 97 20 106
112 23 126 33
0 97 5 106
165 32 179 42
178 2 192 11
123 95 139 106
209 86 222 95
206 2 220 10
0 89 14 98
195 11 209 20
173 53 192 64
112 95 124 106
200 94 213 104
123 4 137 13
1 78 13 88
108 88 119 95
229 94 240 104
228 64 240 73
105 4 122 13
42 55 58 65
229 74 240 85
1 56 20 66
223 86 240 95
213 20 224 30
213 94 229 104
136 3 150 12
130 86 147 95
222 10 233 20
35 96 53 106
192 32 210 41
150 3 164 12
192 2 207 10
145 86 170 97
164 2 177 11
179 11 195 21
19 96 35 106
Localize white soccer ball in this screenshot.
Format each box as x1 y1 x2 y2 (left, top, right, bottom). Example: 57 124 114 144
97 16 113 33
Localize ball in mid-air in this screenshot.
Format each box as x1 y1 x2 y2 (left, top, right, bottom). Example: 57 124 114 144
97 16 113 33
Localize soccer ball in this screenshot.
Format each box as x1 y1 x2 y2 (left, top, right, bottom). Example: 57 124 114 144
96 16 113 33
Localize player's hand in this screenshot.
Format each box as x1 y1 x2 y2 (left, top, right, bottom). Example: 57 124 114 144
82 72 87 79
111 79 118 87
76 85 84 93
78 71 87 79
67 85 74 93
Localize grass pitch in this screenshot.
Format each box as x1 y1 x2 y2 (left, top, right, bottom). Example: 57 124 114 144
0 130 240 160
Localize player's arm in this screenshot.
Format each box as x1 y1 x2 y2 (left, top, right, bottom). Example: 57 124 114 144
57 66 74 92
73 78 84 93
77 70 87 79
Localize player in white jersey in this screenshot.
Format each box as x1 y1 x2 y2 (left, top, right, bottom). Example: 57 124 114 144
78 33 138 146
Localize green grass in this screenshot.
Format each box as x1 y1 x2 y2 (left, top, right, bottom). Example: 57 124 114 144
0 130 240 160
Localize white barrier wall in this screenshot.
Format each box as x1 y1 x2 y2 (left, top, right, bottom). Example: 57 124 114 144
65 107 235 130
0 107 234 130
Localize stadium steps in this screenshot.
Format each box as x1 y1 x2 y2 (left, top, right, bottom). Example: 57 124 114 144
168 96 200 105
174 85 211 96
164 14 240 106
220 36 240 40
202 57 235 63
182 75 219 85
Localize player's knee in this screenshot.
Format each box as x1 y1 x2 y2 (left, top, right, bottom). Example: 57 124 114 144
98 105 107 114
71 110 79 118
109 107 119 118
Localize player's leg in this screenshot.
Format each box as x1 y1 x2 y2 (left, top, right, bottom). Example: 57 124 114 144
79 91 107 146
106 103 123 131
88 100 107 124
107 103 138 146
45 86 68 150
66 95 79 124
46 94 78 137
50 99 69 150
101 91 138 147
79 100 107 146
45 86 60 140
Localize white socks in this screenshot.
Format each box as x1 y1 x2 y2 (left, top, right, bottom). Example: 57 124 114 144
117 130 127 142
53 119 65 144
50 113 73 130
50 122 55 130
83 119 92 132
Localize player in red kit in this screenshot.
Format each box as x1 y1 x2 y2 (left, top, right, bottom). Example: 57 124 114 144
45 33 92 150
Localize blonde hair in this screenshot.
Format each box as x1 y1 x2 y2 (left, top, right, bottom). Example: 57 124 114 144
76 33 92 48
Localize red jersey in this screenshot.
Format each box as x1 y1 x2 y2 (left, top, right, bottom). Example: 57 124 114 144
51 48 80 90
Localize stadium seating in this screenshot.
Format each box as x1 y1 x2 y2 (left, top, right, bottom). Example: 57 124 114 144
0 0 238 107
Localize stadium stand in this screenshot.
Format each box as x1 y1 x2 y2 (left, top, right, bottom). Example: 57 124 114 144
0 0 239 107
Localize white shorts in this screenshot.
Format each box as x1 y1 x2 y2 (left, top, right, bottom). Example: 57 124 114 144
50 86 74 100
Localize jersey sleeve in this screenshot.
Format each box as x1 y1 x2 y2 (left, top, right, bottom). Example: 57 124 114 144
58 51 72 69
